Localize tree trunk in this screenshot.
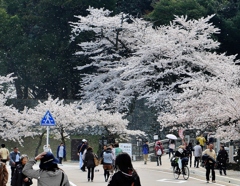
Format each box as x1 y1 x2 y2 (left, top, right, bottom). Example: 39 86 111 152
35 131 46 156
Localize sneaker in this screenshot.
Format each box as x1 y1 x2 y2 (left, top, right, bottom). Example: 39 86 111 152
206 180 209 183
212 180 216 183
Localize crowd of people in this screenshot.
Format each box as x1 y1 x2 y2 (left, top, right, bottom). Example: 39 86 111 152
166 133 229 184
0 134 230 186
77 139 141 185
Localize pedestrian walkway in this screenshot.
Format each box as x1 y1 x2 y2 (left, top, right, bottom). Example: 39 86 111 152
6 155 240 186
132 154 240 185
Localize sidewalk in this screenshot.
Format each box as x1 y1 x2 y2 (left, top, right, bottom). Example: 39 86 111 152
132 154 240 185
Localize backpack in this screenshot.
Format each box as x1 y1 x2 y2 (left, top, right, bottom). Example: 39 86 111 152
157 149 162 155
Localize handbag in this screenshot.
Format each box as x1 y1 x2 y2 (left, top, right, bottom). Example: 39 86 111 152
94 156 99 166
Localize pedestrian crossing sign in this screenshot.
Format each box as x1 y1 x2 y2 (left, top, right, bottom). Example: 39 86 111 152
40 110 56 126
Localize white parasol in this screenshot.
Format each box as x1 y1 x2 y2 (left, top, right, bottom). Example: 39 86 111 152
166 134 177 140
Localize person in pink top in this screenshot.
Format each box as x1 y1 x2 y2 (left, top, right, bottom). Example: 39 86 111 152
154 141 164 166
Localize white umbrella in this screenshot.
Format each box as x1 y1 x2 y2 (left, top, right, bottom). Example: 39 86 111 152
166 134 177 140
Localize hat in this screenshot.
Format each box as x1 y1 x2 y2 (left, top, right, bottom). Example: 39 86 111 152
82 139 87 142
39 152 59 169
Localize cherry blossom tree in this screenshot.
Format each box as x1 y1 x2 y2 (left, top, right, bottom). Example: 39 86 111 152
24 95 144 149
0 74 25 142
71 8 240 141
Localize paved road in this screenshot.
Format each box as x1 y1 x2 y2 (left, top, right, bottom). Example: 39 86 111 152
7 161 238 186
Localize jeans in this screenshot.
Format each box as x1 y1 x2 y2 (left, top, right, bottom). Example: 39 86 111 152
79 152 83 169
169 149 174 158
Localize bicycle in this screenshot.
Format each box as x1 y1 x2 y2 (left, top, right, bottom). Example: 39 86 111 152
171 157 190 180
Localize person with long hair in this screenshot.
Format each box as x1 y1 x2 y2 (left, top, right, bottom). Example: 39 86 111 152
23 152 70 186
12 154 32 186
108 153 141 186
84 147 95 182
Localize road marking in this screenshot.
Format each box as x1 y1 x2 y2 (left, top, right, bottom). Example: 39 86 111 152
70 181 77 186
157 179 186 183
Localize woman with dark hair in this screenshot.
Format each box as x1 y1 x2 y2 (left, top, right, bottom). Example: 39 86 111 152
217 146 228 176
84 147 95 182
12 154 32 186
23 152 70 186
108 153 141 186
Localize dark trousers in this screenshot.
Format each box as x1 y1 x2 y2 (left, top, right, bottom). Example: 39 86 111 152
169 149 174 158
194 157 200 167
81 162 86 171
59 157 63 164
188 155 192 167
156 155 162 165
87 167 95 181
206 163 215 181
219 162 227 175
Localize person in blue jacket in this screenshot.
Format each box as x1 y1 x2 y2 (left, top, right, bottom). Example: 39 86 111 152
56 142 66 164
142 141 149 164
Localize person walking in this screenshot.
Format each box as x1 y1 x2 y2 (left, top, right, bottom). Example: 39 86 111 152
193 141 202 168
103 145 114 182
108 153 141 186
186 142 194 167
168 139 175 159
202 143 216 183
114 143 123 157
57 142 66 164
0 144 9 163
23 152 70 186
217 146 228 176
10 147 21 178
84 147 95 182
0 155 8 186
154 141 164 166
11 154 33 186
142 141 149 165
77 139 87 171
196 134 206 150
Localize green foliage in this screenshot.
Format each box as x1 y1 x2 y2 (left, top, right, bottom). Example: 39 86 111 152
0 0 116 99
115 0 153 17
148 0 207 25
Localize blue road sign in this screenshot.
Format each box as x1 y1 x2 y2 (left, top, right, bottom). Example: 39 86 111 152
40 110 56 126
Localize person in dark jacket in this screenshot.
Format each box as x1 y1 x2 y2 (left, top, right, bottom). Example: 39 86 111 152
12 154 32 186
186 142 194 167
57 142 66 164
84 147 95 182
10 147 21 179
217 146 228 176
174 145 188 173
77 139 88 171
108 153 141 186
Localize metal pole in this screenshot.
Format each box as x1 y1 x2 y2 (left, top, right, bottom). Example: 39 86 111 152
46 126 49 147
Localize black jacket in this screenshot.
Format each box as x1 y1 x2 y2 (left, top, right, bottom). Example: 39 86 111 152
217 150 228 163
108 169 141 186
84 150 95 168
11 164 32 186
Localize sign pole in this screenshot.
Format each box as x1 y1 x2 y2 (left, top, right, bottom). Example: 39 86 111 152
46 126 49 147
40 110 56 152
